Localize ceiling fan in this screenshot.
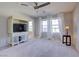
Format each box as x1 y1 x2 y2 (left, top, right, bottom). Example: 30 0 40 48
21 2 50 9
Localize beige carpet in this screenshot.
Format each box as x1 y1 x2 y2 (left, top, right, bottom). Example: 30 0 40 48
0 39 79 57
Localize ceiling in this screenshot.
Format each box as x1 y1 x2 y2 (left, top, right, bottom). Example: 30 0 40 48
0 2 77 18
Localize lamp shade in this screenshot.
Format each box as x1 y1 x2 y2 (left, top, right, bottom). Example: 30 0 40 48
65 26 69 30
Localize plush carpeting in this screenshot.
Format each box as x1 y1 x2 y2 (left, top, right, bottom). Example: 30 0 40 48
0 39 79 57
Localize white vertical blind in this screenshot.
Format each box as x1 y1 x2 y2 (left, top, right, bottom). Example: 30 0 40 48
41 20 48 32
51 19 60 33
28 21 33 32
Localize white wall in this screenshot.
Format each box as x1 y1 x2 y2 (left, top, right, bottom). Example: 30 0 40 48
73 4 79 50
63 12 74 46
0 15 8 48
63 12 73 35
33 18 41 38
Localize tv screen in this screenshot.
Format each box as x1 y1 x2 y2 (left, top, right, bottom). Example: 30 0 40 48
13 24 27 32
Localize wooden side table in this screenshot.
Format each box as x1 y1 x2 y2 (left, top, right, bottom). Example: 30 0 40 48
62 35 71 46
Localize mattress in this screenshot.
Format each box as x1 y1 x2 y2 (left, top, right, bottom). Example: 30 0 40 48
0 39 79 57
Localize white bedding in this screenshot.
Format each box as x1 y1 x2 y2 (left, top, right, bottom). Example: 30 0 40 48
0 39 79 57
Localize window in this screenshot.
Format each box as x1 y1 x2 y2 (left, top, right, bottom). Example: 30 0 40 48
51 19 60 33
28 21 33 32
40 18 60 33
41 20 47 32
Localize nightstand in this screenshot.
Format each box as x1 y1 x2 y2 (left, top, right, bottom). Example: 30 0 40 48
62 35 71 46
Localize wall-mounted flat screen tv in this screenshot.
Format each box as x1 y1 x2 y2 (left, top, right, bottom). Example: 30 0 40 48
13 24 28 32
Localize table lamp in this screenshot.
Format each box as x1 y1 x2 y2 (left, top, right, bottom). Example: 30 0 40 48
65 25 69 35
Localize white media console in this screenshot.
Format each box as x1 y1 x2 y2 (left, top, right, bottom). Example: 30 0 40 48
8 16 28 46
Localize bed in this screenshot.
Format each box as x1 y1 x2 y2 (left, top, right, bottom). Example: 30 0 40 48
0 39 79 57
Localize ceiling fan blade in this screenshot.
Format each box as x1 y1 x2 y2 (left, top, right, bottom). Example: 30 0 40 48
34 2 50 9
34 2 38 6
21 4 28 6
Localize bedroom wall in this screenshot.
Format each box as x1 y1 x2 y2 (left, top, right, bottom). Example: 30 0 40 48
0 9 34 49
73 3 79 51
33 18 40 38
63 12 74 46
63 12 73 35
